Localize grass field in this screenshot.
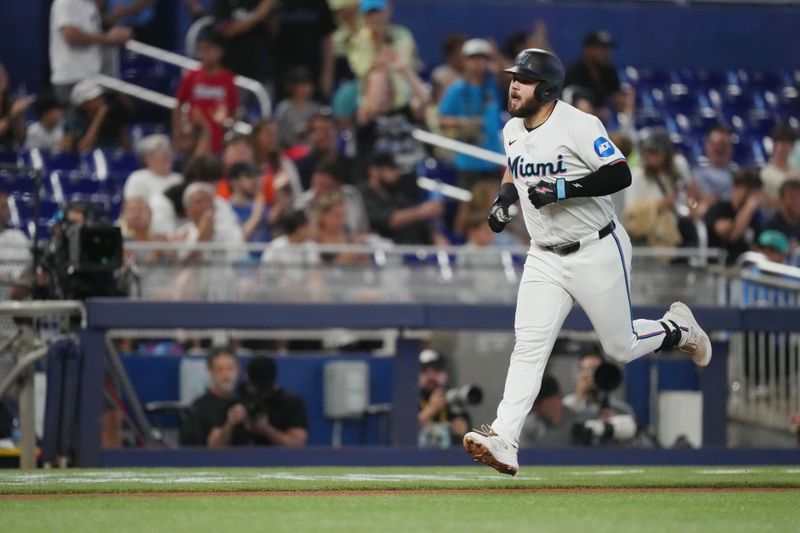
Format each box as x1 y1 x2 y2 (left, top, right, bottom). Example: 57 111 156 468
1 466 799 532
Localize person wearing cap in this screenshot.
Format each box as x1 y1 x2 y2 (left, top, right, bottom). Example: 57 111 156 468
705 168 765 265
756 230 790 264
60 79 132 152
418 350 471 448
439 38 505 191
49 0 132 106
347 0 422 110
274 67 323 149
362 152 445 245
173 29 239 155
564 30 623 114
764 179 800 250
624 128 695 247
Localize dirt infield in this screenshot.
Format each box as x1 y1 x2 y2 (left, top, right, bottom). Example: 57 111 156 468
3 487 799 500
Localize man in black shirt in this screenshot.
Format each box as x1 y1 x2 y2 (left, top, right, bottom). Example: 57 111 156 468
213 0 275 83
295 113 354 188
271 0 337 99
361 153 444 245
705 169 764 265
564 30 623 114
181 348 308 447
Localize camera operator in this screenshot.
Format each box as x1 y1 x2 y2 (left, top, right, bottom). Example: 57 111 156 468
520 375 581 448
182 349 308 447
564 352 635 418
418 349 475 448
564 353 637 446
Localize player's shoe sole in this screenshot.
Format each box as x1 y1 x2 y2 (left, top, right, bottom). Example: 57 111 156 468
463 433 518 476
669 301 712 367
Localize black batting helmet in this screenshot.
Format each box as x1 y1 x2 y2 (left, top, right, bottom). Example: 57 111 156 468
503 48 565 103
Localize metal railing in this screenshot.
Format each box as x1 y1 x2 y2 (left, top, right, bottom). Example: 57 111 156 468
726 252 800 431
115 241 726 305
124 39 272 118
94 74 254 135
0 301 85 468
0 240 729 304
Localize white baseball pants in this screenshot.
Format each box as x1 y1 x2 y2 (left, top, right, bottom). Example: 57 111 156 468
491 224 669 446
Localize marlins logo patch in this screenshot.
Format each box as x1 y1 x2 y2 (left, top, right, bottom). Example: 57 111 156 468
593 137 615 157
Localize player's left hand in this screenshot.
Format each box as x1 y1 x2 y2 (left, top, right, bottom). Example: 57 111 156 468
528 178 567 209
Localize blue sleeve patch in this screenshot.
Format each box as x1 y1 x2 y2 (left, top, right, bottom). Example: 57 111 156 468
593 137 616 158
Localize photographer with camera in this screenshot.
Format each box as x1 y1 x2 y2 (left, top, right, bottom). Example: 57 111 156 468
564 353 637 446
418 350 481 448
520 375 580 448
183 349 308 447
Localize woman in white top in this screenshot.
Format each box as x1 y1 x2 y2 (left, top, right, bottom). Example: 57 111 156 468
123 134 183 200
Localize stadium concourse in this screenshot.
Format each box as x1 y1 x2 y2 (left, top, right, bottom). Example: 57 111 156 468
1 0 800 499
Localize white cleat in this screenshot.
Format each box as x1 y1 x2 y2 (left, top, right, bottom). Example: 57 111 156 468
463 424 519 476
664 301 712 367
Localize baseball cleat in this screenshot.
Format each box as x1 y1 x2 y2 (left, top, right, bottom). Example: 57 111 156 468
665 301 712 367
463 424 519 476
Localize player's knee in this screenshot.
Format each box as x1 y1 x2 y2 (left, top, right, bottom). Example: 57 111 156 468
512 327 550 361
600 339 634 362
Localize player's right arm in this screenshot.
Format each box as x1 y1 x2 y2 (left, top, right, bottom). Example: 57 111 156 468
488 169 517 233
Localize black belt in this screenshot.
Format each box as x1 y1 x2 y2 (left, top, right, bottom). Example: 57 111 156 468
540 221 616 256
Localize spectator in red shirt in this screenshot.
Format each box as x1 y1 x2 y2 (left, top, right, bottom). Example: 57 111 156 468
173 30 239 155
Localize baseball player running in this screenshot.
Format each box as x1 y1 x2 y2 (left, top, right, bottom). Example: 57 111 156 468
462 49 712 475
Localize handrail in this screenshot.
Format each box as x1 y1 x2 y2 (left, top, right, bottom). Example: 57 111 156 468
0 300 86 326
96 74 177 109
411 128 506 166
120 240 727 260
124 40 272 118
184 16 214 59
735 251 800 279
417 176 473 202
94 74 253 135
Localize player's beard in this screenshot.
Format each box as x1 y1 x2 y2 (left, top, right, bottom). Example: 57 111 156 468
508 93 545 118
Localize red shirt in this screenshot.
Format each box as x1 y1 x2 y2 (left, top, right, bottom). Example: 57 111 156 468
175 67 239 153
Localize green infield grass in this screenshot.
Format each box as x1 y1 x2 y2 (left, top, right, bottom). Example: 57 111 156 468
1 467 798 533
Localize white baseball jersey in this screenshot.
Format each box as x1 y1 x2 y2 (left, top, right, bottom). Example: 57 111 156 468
503 100 625 247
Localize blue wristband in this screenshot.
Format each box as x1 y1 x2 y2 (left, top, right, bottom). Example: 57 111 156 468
556 178 567 200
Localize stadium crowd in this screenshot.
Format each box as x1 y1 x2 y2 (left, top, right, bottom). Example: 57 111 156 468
2 0 799 453
1 0 800 271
